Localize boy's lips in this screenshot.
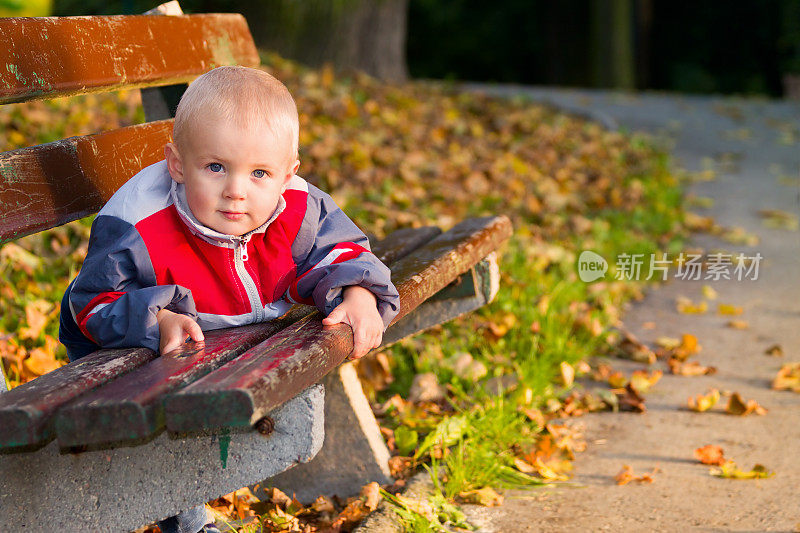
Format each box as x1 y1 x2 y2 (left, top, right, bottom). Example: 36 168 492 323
220 211 246 221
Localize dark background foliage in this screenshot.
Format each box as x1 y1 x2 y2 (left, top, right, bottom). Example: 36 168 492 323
49 0 800 96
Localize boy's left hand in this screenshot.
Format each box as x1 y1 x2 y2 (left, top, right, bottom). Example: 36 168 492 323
322 286 383 359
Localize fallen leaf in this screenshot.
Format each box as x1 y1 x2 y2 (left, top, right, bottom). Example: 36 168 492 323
694 445 726 466
360 481 381 511
615 383 646 412
20 299 54 340
772 362 800 392
458 486 504 506
764 344 783 357
676 297 707 314
312 495 335 514
711 461 774 479
687 389 720 412
718 303 743 316
408 372 446 403
615 465 657 485
672 333 701 361
757 209 799 231
725 392 767 416
560 361 575 387
727 320 749 330
520 407 545 428
701 285 718 300
655 336 680 350
629 370 662 393
669 358 717 376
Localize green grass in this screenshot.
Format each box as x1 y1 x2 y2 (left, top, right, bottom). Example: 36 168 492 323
375 139 686 529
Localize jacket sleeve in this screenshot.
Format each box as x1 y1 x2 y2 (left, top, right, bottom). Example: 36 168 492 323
287 184 400 329
66 215 198 352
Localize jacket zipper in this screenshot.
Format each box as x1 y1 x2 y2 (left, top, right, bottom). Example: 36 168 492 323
233 236 263 322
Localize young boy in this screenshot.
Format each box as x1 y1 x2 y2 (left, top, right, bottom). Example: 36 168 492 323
58 66 400 533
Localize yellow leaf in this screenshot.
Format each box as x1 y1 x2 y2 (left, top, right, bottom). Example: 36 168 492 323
711 461 774 479
772 362 800 392
688 389 720 412
727 320 749 330
560 361 574 387
458 486 504 507
718 303 743 316
676 297 707 314
701 285 718 300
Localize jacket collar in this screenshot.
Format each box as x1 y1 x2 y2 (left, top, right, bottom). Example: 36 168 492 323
168 177 287 246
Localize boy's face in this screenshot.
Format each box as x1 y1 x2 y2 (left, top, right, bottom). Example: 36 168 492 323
165 111 300 236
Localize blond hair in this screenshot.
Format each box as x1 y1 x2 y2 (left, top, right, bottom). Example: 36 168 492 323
173 66 299 160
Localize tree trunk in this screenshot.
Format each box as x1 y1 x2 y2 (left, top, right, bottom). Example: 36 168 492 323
242 0 409 83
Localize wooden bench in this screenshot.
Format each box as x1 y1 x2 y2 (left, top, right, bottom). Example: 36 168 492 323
0 4 511 531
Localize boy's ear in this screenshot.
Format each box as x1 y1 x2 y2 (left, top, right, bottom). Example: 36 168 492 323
164 142 185 184
281 159 300 193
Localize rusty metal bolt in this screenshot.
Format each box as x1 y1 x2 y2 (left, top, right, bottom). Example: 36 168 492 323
255 416 275 436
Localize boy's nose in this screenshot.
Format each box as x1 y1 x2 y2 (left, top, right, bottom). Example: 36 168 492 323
223 174 247 200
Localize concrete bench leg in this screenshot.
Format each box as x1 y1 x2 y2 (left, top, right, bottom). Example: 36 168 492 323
0 385 323 533
263 362 392 503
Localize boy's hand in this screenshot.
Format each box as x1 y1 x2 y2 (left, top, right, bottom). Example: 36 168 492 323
156 308 204 354
322 286 383 359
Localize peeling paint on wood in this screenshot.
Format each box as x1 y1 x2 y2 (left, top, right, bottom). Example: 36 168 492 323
0 120 172 244
0 14 258 105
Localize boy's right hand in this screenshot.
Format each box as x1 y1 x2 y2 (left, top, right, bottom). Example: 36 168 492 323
156 308 204 354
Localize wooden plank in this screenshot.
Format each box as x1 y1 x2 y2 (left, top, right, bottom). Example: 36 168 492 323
370 226 441 265
0 120 172 244
0 14 259 105
54 318 301 448
52 226 444 449
0 347 155 451
164 215 512 432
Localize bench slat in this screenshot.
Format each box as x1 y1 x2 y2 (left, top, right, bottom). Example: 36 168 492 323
0 347 154 450
0 14 258 105
54 318 305 449
51 226 445 449
164 215 512 432
0 120 173 244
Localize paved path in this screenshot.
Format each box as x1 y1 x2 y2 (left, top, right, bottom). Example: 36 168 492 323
462 86 800 532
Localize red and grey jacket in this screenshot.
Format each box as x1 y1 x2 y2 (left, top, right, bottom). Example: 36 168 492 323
59 160 399 355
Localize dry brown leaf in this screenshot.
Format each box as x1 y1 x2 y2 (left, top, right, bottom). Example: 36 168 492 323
360 481 381 512
764 344 783 357
727 320 749 330
694 445 726 466
615 465 657 485
669 358 717 376
726 392 767 416
615 383 646 413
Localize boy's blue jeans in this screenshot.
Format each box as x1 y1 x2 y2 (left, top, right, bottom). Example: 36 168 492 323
59 285 209 533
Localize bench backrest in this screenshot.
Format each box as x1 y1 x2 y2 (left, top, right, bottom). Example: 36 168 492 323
0 11 259 244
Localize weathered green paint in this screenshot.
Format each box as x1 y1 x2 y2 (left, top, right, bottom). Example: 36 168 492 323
219 428 230 469
0 161 20 183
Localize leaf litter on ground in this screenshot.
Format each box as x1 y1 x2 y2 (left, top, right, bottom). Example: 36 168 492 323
3 52 689 532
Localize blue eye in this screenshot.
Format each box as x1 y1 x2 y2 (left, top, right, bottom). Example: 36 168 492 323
208 163 223 173
253 169 267 179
